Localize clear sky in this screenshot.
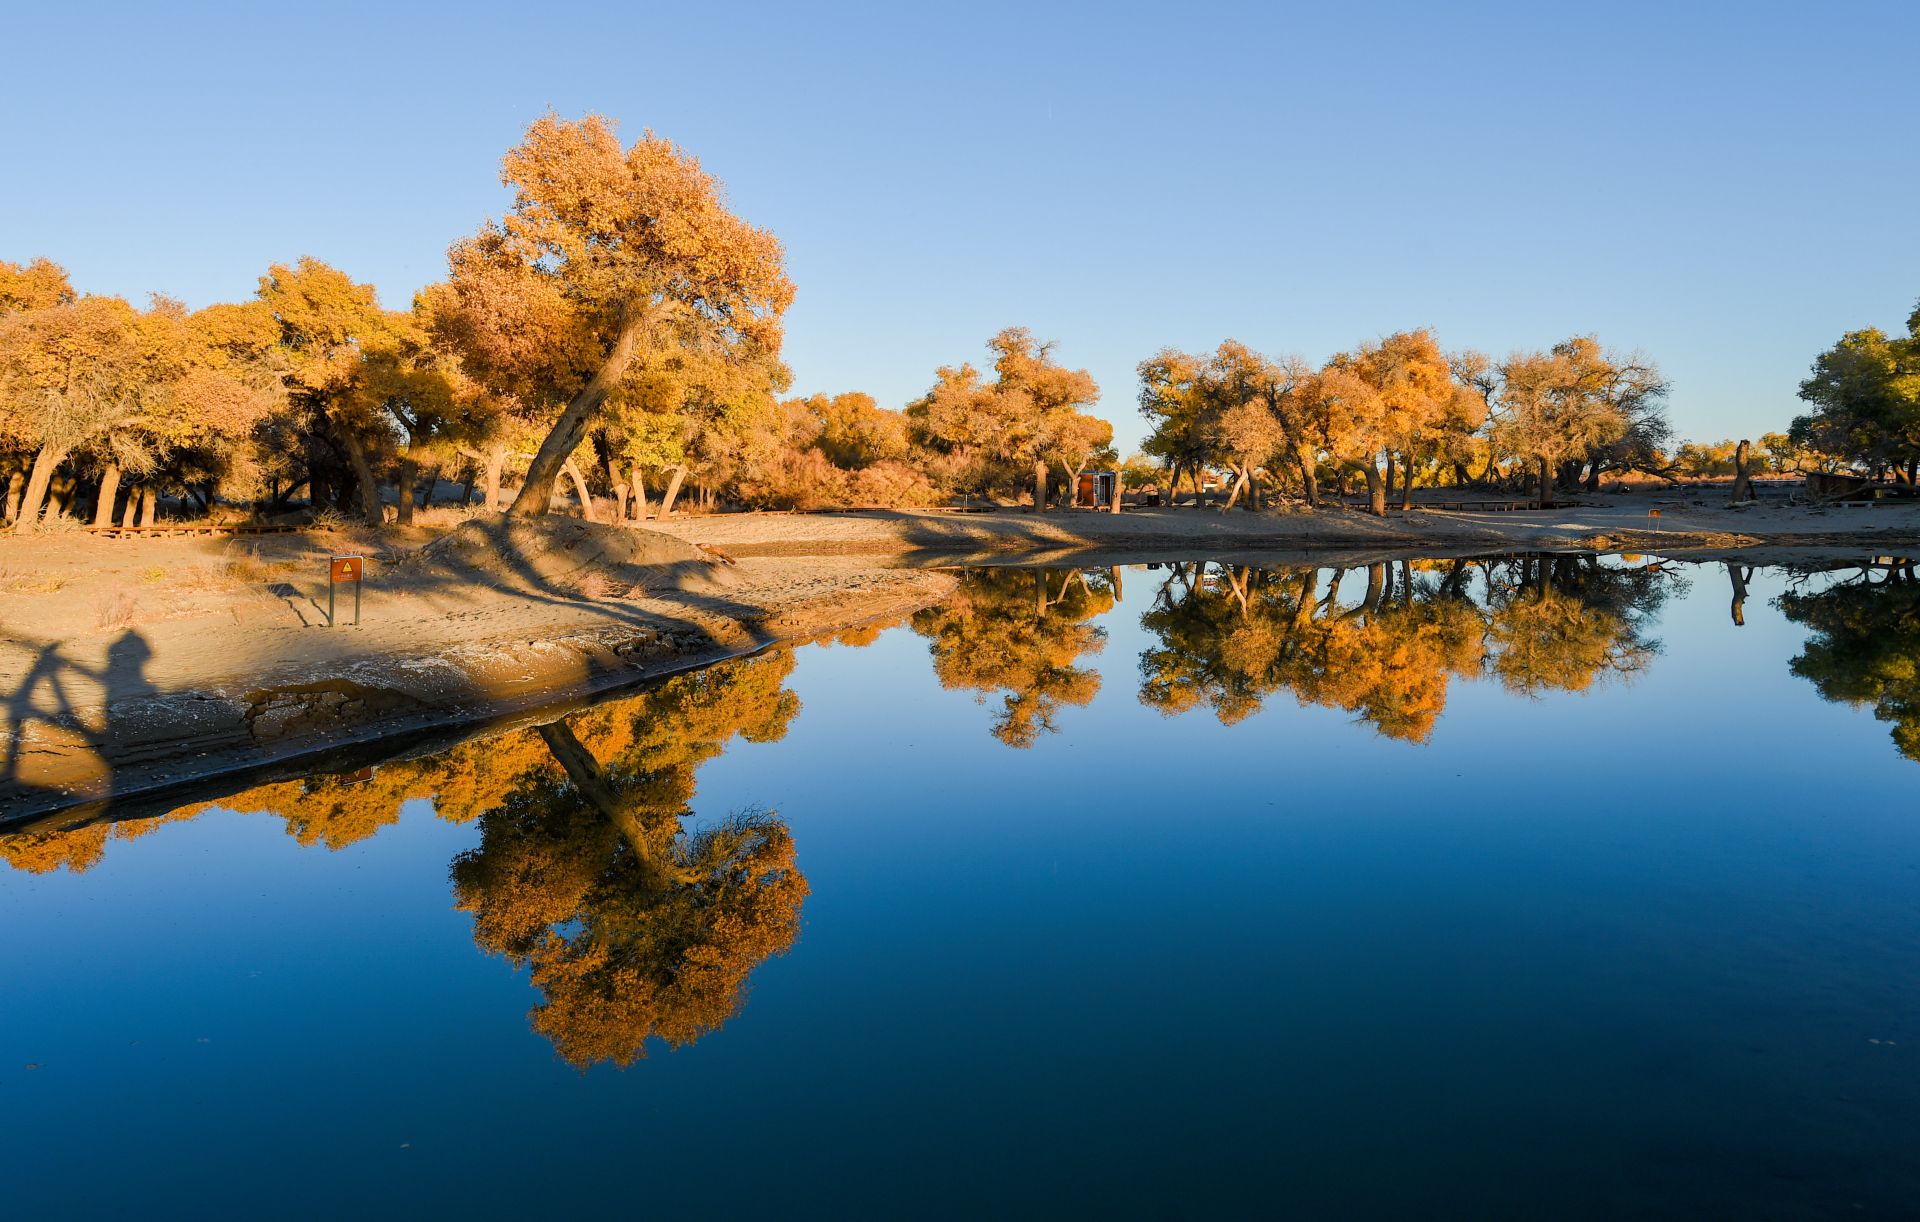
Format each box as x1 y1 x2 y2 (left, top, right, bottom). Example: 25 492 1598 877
5 0 1915 454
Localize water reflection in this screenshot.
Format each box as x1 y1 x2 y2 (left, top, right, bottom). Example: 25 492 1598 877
1137 555 1677 740
10 551 1920 1071
1778 559 1920 762
908 565 1115 747
2 651 809 1068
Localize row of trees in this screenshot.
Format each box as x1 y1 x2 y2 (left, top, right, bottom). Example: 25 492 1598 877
2 116 1114 533
1138 330 1671 513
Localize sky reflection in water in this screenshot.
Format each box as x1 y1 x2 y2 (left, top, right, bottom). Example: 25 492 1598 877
3 556 1918 1219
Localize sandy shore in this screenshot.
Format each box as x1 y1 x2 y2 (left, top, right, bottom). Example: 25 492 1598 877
4 487 1914 825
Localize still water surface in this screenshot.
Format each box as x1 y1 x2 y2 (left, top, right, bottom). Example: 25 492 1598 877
4 556 1918 1218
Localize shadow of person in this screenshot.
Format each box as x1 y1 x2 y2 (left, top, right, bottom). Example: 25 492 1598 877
104 630 158 703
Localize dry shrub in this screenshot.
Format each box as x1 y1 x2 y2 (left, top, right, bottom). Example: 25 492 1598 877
849 460 939 508
567 570 613 600
92 584 138 629
30 511 84 534
413 503 489 529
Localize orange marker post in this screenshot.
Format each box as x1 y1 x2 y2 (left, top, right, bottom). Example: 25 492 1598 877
329 555 364 627
1647 508 1663 533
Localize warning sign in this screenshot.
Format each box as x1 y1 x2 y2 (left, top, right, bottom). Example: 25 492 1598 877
330 556 363 584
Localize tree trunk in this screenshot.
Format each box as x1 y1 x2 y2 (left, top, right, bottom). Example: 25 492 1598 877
1384 453 1396 504
1361 462 1386 516
1728 439 1753 506
1033 459 1048 512
13 446 67 531
507 307 649 518
657 464 688 519
482 448 505 510
1109 469 1123 514
2 468 21 523
1222 466 1249 512
629 464 649 520
121 486 141 528
139 486 158 527
1536 455 1553 509
337 428 384 526
1295 446 1319 508
1399 452 1417 510
394 457 417 526
1726 563 1751 627
93 464 122 528
561 458 597 523
1452 461 1472 488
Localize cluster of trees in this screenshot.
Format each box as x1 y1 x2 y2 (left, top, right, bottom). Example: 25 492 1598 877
1138 331 1669 512
1789 300 1920 482
2 117 1114 533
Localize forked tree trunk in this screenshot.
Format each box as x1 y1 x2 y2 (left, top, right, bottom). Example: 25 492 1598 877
508 306 649 519
94 465 121 527
1726 563 1752 627
1728 439 1754 506
394 458 417 526
337 428 384 526
657 464 688 519
1296 446 1319 508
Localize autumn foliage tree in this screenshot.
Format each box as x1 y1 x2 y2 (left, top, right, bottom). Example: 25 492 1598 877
431 114 793 522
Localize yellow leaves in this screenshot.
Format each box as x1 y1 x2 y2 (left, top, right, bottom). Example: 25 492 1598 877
0 257 75 314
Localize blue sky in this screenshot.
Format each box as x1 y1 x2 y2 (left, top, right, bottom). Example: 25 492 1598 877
5 1 1915 454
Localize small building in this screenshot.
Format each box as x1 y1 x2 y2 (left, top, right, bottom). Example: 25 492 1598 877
1074 471 1117 508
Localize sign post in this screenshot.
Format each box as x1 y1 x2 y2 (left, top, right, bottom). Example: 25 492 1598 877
329 555 364 627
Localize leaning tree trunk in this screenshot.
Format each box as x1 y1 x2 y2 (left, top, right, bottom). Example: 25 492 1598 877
93 464 121 527
139 486 158 527
121 487 141 528
12 445 65 531
561 458 597 523
657 464 688 519
337 428 385 526
2 468 22 523
507 307 648 519
1728 439 1754 506
1361 462 1386 517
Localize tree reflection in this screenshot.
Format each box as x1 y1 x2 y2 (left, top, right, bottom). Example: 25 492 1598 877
909 566 1115 747
0 652 810 1070
1138 555 1674 740
1778 562 1920 762
450 654 807 1068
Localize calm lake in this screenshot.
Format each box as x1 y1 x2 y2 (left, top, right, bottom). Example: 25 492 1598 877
4 555 1918 1219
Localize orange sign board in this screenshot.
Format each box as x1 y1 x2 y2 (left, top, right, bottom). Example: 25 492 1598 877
330 556 363 584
